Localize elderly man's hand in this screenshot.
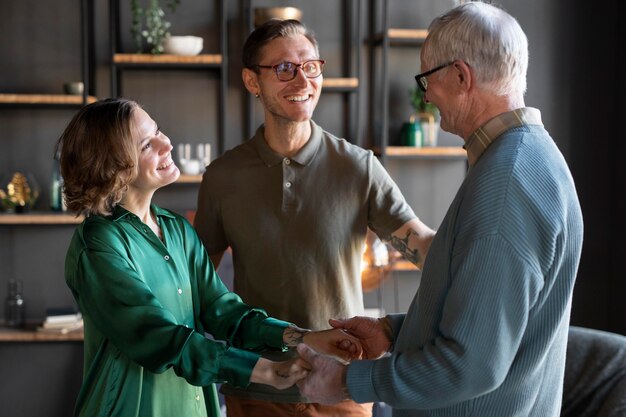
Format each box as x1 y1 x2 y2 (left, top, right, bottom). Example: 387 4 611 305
296 344 350 404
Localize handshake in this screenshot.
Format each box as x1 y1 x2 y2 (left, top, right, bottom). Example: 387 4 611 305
251 316 394 404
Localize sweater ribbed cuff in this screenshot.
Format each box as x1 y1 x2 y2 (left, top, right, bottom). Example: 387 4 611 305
345 359 380 404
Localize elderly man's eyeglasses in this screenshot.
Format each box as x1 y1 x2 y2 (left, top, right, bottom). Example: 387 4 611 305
415 61 455 92
252 60 326 82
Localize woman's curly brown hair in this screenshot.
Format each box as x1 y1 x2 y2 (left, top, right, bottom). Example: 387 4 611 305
56 98 141 217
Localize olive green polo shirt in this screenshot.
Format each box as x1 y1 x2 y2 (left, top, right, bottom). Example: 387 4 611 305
195 120 416 402
65 205 290 417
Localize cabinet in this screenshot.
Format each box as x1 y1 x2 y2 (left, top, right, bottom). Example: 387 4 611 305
242 0 363 144
110 0 227 160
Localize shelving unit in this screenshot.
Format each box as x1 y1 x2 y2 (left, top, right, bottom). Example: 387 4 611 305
109 0 227 156
0 0 94 107
0 0 95 232
367 0 432 159
0 0 95 108
243 0 362 144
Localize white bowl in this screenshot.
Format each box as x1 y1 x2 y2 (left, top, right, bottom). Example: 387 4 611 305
163 36 203 56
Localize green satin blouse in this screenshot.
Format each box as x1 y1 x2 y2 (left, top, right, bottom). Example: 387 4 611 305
64 205 290 417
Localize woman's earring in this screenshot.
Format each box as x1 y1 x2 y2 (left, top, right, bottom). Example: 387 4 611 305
255 93 260 98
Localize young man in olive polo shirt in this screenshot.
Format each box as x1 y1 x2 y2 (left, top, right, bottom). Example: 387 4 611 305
194 19 435 417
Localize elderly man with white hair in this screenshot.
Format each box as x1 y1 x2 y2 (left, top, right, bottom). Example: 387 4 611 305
296 2 584 416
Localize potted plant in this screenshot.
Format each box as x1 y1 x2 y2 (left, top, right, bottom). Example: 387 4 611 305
409 85 440 146
130 0 181 54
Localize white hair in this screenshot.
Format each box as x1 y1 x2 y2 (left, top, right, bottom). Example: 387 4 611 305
422 2 528 97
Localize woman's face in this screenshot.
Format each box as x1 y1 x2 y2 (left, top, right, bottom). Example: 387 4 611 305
128 107 179 193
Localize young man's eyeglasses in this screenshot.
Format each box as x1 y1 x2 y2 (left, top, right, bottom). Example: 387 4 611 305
414 61 455 92
251 60 326 82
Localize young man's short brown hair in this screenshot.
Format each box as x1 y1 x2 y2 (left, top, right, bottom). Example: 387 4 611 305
242 19 319 69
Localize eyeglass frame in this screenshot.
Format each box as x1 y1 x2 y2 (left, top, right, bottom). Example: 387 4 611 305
250 59 326 82
414 61 456 92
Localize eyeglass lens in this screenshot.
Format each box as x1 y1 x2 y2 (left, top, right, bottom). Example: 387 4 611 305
275 60 324 81
418 76 428 91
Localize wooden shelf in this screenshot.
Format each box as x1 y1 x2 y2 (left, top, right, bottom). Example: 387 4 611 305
176 174 203 184
0 213 84 225
387 28 429 41
113 53 223 65
323 77 359 91
372 28 429 45
0 94 97 105
0 327 83 342
376 146 467 159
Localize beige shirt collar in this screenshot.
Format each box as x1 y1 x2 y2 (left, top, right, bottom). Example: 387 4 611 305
464 107 543 167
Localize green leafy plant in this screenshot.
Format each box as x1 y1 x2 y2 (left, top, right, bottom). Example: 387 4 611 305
130 0 181 54
409 85 438 116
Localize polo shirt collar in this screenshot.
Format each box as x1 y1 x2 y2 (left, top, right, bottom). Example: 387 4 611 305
252 120 322 167
464 107 543 167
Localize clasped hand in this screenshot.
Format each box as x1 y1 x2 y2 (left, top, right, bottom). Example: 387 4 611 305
302 327 364 363
251 327 363 390
296 316 394 404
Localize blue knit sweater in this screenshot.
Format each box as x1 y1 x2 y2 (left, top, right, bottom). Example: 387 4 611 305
347 124 584 416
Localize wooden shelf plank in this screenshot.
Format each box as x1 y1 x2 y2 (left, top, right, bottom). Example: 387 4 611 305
176 174 202 184
0 213 84 225
372 28 429 45
323 77 359 89
113 53 223 65
0 94 97 105
387 28 429 41
378 146 467 159
0 327 83 342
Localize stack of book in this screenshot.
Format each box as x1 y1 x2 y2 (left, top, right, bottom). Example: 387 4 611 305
37 307 83 334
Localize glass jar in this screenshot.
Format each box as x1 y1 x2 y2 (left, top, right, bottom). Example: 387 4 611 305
5 279 25 328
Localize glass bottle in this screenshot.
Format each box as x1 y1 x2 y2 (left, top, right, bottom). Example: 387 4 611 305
5 279 25 328
50 150 66 212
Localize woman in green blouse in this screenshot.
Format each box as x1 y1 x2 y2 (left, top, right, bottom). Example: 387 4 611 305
57 98 361 417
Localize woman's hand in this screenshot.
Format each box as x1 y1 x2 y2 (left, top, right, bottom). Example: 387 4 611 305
329 316 393 359
302 328 363 363
250 357 311 390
